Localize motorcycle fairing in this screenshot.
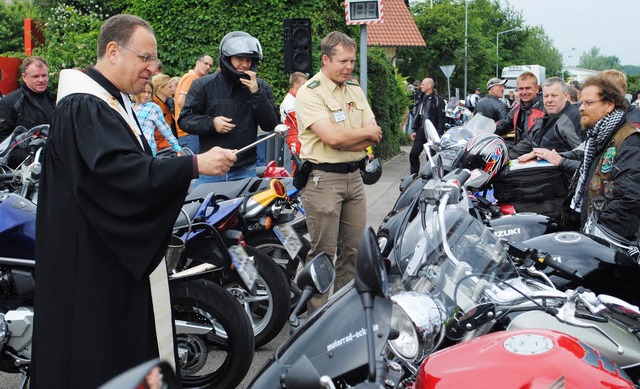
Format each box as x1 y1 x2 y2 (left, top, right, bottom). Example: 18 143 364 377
0 193 36 259
250 286 391 386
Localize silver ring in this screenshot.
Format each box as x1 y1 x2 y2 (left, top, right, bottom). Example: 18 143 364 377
544 152 548 156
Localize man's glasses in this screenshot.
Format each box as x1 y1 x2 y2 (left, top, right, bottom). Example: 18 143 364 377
582 99 603 107
120 45 161 66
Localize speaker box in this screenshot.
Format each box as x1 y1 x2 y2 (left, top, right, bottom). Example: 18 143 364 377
284 18 312 75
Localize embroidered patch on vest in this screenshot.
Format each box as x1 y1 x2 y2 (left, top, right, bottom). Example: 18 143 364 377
591 195 607 212
589 176 601 191
307 80 320 89
601 146 616 173
602 180 614 198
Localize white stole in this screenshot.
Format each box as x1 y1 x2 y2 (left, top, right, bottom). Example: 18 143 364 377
57 69 175 368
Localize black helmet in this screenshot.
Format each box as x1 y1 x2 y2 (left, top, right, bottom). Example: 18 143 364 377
361 157 382 185
219 31 263 83
458 133 508 180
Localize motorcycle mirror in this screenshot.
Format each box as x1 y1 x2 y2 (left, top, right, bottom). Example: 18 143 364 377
355 226 388 297
289 253 336 327
97 359 179 389
295 253 335 294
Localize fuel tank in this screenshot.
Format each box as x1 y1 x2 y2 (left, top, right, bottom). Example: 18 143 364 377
414 329 633 388
0 193 36 259
523 231 640 306
488 212 562 243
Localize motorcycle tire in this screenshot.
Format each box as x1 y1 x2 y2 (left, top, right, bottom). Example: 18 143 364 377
247 231 311 314
226 245 291 348
170 279 254 389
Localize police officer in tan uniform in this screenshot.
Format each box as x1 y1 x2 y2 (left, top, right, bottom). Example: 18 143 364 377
295 31 382 312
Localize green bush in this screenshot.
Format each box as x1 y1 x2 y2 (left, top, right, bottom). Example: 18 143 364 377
366 48 411 160
31 1 406 159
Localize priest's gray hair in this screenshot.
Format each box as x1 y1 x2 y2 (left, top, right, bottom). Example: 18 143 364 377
97 14 154 59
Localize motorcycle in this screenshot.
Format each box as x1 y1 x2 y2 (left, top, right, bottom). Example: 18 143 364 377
0 125 48 204
249 227 401 388
386 167 640 384
170 191 291 347
377 115 499 258
0 192 255 389
187 176 309 312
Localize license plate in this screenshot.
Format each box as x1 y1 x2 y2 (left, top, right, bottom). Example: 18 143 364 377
228 245 258 292
273 223 303 259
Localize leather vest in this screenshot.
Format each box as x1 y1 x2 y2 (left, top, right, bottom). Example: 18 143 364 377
588 123 640 215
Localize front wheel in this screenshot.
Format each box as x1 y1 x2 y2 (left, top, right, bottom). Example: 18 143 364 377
226 246 290 347
170 278 254 389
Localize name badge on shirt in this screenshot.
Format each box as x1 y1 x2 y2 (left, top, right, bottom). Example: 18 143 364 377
333 110 346 123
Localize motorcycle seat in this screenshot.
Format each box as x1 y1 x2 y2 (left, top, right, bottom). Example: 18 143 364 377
186 177 254 201
173 201 202 230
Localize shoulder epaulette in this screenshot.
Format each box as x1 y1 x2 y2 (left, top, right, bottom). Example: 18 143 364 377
307 80 320 89
346 79 360 86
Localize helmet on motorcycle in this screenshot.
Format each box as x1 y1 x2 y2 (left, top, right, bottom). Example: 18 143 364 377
440 127 477 151
458 133 509 180
361 157 382 185
219 31 263 83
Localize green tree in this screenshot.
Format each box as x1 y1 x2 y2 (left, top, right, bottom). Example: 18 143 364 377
32 4 106 88
398 0 561 96
579 47 623 71
0 0 38 56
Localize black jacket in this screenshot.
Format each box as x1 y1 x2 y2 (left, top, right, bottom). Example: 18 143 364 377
511 101 583 158
475 94 509 122
0 83 55 142
563 122 640 239
178 72 280 169
412 92 446 135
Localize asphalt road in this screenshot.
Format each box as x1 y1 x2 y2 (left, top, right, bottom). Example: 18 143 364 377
1 148 415 388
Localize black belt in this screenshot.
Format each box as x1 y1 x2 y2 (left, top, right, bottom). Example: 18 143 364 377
312 161 361 173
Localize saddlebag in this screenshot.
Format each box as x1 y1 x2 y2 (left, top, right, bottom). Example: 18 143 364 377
493 161 567 203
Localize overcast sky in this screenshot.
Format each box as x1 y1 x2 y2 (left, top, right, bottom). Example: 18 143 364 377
500 0 639 67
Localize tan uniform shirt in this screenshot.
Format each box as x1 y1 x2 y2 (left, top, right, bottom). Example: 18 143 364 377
296 70 375 164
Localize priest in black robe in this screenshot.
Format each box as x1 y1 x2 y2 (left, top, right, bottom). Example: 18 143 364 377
32 14 237 388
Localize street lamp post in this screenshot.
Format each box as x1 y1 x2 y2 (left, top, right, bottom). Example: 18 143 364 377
496 27 522 77
464 0 468 98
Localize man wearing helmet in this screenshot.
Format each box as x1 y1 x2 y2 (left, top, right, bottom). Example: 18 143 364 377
296 31 382 313
179 31 280 185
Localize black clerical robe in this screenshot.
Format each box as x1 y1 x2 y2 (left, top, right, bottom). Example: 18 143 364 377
32 68 193 388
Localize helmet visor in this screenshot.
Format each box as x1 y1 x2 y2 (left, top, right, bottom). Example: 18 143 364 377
221 36 263 59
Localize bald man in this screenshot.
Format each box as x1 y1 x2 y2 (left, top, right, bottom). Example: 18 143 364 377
409 77 446 175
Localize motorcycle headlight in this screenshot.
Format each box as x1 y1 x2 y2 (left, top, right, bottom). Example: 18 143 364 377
388 292 445 365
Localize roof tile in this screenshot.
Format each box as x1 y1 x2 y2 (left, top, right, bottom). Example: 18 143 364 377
367 0 426 47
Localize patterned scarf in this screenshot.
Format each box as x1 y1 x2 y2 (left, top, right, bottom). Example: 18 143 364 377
570 109 626 212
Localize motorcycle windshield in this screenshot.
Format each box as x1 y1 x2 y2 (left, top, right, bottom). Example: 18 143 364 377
400 207 517 317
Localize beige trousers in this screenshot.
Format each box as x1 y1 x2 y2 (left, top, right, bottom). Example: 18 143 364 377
301 169 366 313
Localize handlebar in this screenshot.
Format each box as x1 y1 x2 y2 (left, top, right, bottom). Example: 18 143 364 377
507 241 584 280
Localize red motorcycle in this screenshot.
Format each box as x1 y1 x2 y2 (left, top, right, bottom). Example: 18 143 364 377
414 329 633 388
